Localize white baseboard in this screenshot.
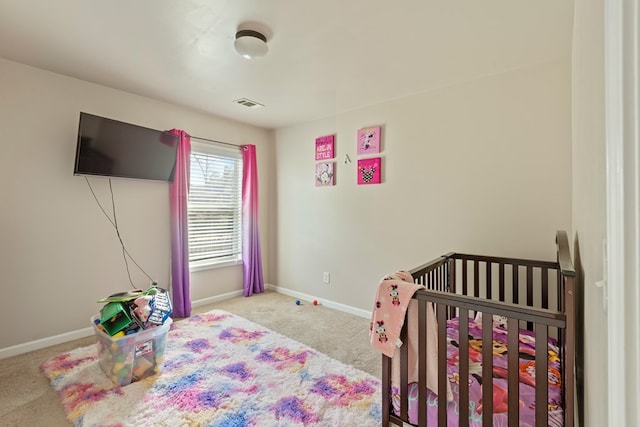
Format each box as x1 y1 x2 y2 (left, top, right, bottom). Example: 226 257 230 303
265 283 372 319
0 287 367 360
0 327 95 360
191 289 244 308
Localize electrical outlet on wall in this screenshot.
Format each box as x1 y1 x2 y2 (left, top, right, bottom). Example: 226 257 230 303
323 272 330 284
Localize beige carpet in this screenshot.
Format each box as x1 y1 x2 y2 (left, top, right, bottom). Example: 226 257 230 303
0 290 380 427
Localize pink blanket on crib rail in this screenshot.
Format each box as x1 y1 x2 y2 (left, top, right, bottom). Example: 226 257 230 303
370 271 452 400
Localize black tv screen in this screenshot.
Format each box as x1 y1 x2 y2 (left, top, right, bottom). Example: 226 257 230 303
73 112 179 182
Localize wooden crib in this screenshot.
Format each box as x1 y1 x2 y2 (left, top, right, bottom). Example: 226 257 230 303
381 230 575 427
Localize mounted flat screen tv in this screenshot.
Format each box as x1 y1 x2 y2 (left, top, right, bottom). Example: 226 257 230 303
73 112 179 182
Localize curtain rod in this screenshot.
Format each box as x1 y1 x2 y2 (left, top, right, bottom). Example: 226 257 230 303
191 135 246 150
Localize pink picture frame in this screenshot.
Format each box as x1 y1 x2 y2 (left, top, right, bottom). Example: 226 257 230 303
357 157 381 185
357 126 381 155
315 135 335 160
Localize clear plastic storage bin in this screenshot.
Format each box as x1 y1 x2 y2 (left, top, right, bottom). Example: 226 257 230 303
91 315 172 386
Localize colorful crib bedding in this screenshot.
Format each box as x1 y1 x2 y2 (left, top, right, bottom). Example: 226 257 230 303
391 317 564 427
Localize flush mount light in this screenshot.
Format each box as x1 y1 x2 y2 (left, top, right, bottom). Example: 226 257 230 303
234 30 268 60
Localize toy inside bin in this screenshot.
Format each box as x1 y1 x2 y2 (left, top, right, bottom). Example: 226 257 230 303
91 315 172 386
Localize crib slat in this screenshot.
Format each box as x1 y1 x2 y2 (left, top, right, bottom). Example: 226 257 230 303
499 263 505 301
400 322 408 421
482 313 493 426
459 310 470 427
486 261 492 300
382 354 391 427
557 269 562 311
418 300 427 427
449 258 456 295
512 264 519 304
448 259 456 319
462 259 468 295
527 266 534 306
535 324 548 427
474 261 480 297
527 266 534 330
507 318 520 427
437 304 448 427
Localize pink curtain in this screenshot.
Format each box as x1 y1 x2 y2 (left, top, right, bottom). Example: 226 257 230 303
242 144 264 296
169 129 191 317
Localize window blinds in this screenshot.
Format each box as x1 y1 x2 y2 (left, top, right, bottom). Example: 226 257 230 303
188 142 242 266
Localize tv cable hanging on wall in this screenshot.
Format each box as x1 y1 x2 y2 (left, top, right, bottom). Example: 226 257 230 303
85 177 155 289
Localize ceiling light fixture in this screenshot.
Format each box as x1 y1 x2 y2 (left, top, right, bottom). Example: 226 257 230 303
234 29 268 60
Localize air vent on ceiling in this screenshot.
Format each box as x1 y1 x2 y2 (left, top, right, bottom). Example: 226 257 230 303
233 98 265 108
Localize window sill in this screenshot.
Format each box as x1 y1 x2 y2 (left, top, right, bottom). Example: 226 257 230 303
189 259 242 273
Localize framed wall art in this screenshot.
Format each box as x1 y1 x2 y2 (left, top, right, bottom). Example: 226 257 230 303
315 134 335 160
357 157 381 185
316 162 335 186
357 126 381 155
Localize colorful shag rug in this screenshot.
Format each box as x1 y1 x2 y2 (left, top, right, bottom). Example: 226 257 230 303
41 310 381 426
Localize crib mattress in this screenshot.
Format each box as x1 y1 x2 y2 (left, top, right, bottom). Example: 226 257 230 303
391 317 564 426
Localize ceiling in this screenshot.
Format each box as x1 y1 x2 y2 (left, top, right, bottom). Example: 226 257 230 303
0 1 574 130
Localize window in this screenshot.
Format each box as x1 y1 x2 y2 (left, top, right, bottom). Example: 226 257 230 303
188 141 242 269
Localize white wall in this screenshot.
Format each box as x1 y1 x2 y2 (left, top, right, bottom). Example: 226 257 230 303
0 58 274 350
571 1 607 425
273 58 572 312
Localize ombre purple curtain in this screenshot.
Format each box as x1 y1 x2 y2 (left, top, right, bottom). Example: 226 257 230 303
242 144 264 296
169 129 192 317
